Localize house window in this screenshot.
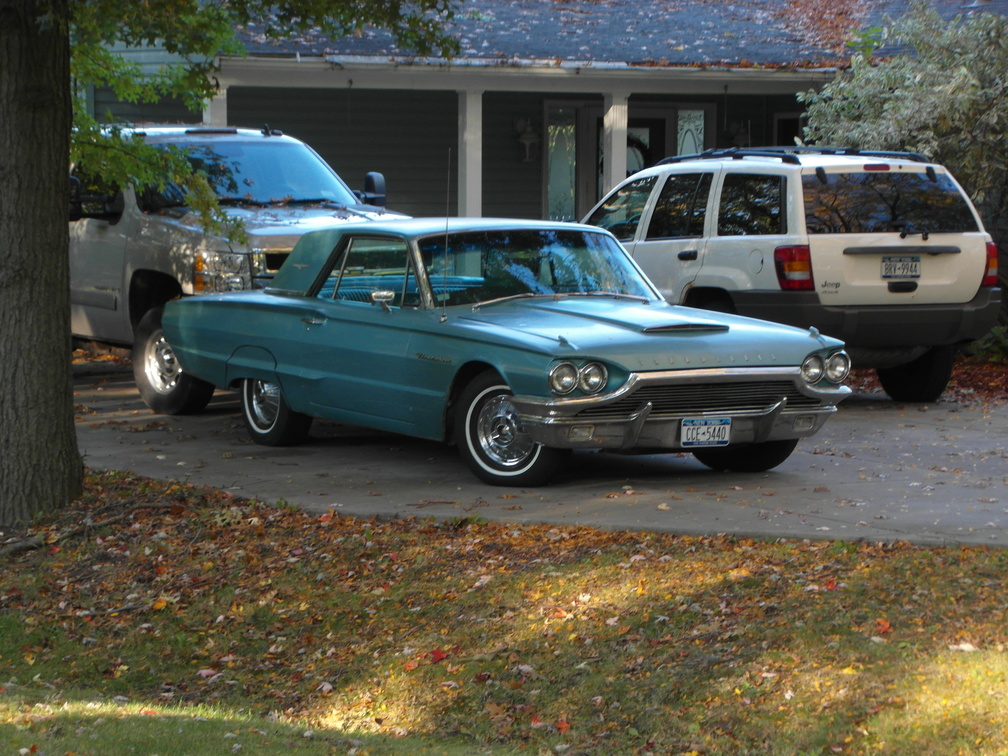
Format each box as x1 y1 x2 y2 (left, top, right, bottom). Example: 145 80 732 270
677 110 705 155
547 107 578 221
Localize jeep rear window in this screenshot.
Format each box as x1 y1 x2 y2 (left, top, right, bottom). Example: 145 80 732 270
717 174 786 236
802 171 979 234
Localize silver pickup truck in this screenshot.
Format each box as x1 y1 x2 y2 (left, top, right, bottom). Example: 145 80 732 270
69 125 403 413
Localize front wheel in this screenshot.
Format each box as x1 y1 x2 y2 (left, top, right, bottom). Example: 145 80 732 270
455 373 561 486
133 306 214 415
240 378 312 446
692 439 799 472
876 346 954 403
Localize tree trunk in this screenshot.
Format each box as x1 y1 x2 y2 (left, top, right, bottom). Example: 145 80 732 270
0 0 83 527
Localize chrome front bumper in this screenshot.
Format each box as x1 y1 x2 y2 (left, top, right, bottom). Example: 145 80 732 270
510 367 851 451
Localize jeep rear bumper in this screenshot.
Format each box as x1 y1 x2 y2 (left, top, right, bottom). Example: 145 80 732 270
732 287 1001 349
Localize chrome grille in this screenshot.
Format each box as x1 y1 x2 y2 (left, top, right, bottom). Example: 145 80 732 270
576 380 820 421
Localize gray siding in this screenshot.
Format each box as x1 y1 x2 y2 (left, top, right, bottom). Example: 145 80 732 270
229 87 457 217
483 93 544 219
92 86 199 124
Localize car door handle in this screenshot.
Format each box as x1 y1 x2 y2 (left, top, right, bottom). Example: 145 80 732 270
678 250 699 261
301 315 326 326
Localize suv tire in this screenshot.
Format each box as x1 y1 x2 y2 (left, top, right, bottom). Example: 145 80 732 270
133 305 214 415
876 345 955 403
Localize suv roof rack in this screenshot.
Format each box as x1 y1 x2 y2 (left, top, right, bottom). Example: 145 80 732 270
656 146 930 166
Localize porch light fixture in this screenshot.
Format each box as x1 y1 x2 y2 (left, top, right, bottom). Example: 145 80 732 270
515 119 540 162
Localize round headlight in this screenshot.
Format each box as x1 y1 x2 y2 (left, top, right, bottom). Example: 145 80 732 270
549 362 579 395
825 351 851 383
801 354 825 384
578 362 608 394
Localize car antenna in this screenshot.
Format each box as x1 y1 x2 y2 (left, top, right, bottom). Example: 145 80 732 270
441 148 451 323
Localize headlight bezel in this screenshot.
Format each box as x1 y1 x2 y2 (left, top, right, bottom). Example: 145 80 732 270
801 350 851 385
549 361 609 396
194 250 253 293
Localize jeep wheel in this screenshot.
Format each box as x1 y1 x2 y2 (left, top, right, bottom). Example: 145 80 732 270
876 346 954 403
692 439 799 472
133 306 214 415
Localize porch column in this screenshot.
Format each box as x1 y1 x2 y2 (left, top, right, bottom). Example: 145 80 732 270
203 87 228 127
458 89 483 218
602 91 629 194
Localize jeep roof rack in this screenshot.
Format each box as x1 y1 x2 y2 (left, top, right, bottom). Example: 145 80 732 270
656 146 930 166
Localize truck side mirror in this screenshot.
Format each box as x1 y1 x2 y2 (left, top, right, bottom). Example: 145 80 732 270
357 171 386 207
69 176 82 221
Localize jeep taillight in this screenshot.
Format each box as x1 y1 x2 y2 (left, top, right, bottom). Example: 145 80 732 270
774 245 814 291
982 242 999 287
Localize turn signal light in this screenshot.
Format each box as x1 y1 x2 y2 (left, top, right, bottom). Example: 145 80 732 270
774 245 814 291
982 241 999 287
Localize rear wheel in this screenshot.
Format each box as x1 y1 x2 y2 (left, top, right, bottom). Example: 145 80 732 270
455 372 561 486
876 345 955 403
241 378 312 446
692 439 799 472
133 305 214 415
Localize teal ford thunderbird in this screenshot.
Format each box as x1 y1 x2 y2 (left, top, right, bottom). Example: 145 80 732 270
159 218 852 485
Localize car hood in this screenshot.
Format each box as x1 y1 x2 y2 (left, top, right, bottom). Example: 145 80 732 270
449 297 841 369
222 204 408 247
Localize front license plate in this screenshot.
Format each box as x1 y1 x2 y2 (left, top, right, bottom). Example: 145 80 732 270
681 417 731 447
881 255 920 279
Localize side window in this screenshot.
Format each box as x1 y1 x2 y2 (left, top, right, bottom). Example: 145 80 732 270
585 176 657 241
322 237 419 308
645 173 713 239
716 174 786 236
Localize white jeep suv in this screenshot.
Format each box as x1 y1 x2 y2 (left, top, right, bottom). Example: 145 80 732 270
585 147 1001 402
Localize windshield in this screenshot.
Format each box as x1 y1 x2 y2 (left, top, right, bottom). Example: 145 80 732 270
802 171 979 234
418 229 657 307
151 140 359 207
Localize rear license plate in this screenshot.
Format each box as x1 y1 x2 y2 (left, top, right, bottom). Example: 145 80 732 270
681 417 731 447
881 255 920 279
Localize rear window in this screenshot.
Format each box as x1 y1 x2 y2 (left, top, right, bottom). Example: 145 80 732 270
802 171 979 234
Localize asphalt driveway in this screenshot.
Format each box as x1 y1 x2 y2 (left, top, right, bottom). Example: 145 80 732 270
74 361 1008 546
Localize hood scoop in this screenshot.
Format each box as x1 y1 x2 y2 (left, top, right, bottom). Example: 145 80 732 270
643 322 730 334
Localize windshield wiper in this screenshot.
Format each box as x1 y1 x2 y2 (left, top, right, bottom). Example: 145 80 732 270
565 290 652 304
217 196 270 207
280 198 348 210
471 293 545 311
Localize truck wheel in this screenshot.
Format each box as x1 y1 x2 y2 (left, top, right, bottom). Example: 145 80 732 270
692 439 799 472
133 306 214 415
455 372 561 486
876 346 954 403
241 378 312 446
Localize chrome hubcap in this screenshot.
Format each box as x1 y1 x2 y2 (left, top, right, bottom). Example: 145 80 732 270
145 331 182 394
248 380 281 429
476 394 536 467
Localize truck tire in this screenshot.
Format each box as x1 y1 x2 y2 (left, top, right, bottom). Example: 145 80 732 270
133 305 214 415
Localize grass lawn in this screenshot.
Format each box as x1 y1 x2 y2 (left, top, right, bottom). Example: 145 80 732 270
2 469 1007 755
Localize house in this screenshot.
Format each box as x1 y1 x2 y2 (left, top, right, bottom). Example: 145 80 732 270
90 0 1004 220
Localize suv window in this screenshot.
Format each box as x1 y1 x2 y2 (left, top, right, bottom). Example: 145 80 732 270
584 176 657 241
717 174 786 236
645 173 713 239
802 171 980 234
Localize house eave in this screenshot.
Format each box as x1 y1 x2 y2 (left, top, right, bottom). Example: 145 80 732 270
217 53 840 95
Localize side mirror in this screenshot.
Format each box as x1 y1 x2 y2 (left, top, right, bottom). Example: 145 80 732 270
69 176 82 221
356 171 386 207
